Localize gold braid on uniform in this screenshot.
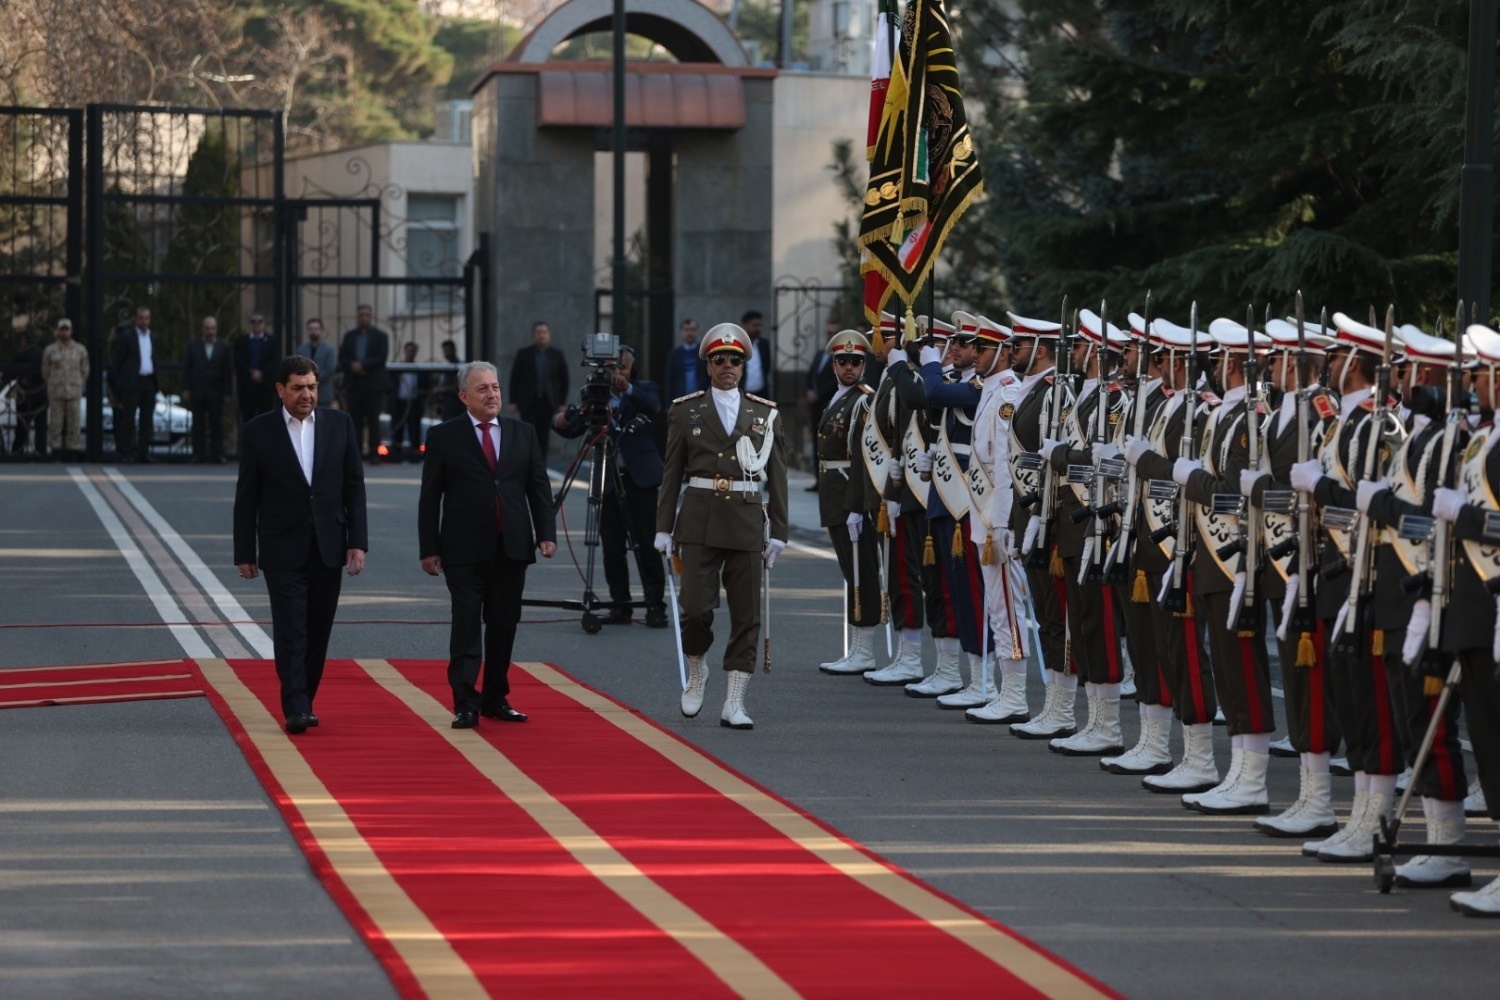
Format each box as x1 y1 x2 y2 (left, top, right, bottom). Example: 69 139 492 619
981 533 995 565
923 525 936 565
951 523 964 558
1132 569 1150 602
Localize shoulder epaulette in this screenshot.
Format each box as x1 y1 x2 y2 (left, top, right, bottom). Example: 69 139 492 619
745 392 778 409
969 376 984 389
1161 387 1176 397
858 383 875 395
1359 398 1376 412
1312 393 1337 420
672 390 705 405
1044 374 1056 384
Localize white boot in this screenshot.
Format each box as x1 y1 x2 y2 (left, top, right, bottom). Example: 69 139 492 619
1102 710 1173 775
1011 677 1077 739
1255 769 1338 838
1451 875 1500 917
680 654 708 718
939 653 994 709
967 667 1030 724
864 635 924 685
1318 789 1394 862
1193 749 1271 815
1143 723 1219 793
1303 788 1367 858
905 646 964 698
821 627 878 675
719 670 753 730
1464 778 1488 817
1051 690 1123 756
1184 746 1244 809
1395 799 1472 888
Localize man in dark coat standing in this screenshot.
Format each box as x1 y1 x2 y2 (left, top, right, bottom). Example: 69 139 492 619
339 304 390 463
181 315 234 463
420 360 558 729
109 305 159 462
234 312 281 427
233 354 367 734
508 320 569 457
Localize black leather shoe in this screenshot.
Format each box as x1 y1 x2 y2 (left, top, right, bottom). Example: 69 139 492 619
284 713 312 735
480 702 527 723
645 607 669 629
451 711 478 729
306 713 320 728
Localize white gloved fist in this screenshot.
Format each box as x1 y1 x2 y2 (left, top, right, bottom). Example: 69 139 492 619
1094 441 1120 463
654 531 674 558
1289 459 1322 493
1355 479 1385 514
1039 437 1062 462
1432 486 1466 523
1123 434 1151 467
919 345 944 367
1239 469 1265 500
913 448 933 474
1021 514 1042 555
998 527 1018 561
763 538 787 568
885 501 901 536
887 347 909 370
846 512 863 541
1171 457 1201 487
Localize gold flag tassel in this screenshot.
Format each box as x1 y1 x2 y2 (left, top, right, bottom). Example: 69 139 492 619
1371 629 1385 657
1049 543 1064 578
1424 674 1444 697
876 503 890 535
981 533 996 566
923 526 936 566
1296 631 1317 667
1132 569 1149 603
951 524 965 558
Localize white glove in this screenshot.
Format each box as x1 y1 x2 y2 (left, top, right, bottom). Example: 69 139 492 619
887 348 909 369
919 345 944 367
1432 486 1466 523
998 527 1018 561
763 538 787 568
1171 457 1201 487
654 532 674 557
1402 598 1431 667
1039 437 1062 462
1289 459 1322 493
1276 573 1300 642
885 500 901 536
1123 434 1151 468
1095 441 1120 463
1239 469 1265 500
970 515 988 546
846 512 863 541
1021 514 1041 555
913 448 933 474
1355 480 1385 514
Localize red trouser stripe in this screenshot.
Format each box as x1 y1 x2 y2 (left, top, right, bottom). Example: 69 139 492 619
891 530 920 630
1100 585 1121 683
1156 657 1173 709
1239 633 1268 733
1372 631 1399 775
1052 568 1073 672
1183 617 1208 720
965 541 987 651
1309 628 1328 753
1428 699 1461 801
939 554 958 636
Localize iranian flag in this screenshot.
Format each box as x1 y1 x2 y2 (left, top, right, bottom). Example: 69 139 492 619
866 0 895 158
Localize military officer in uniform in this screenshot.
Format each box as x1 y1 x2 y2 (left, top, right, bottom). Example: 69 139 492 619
655 323 789 730
815 329 884 675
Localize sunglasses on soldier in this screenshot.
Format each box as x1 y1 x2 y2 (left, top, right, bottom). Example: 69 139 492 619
708 353 744 367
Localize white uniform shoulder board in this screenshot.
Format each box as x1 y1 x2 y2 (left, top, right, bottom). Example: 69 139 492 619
672 390 706 405
745 393 778 409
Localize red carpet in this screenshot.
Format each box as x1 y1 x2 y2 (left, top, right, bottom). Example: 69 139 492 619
0 660 202 709
191 657 1117 999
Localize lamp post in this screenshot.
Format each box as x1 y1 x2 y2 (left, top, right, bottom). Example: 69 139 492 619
611 0 628 341
1458 0 1497 325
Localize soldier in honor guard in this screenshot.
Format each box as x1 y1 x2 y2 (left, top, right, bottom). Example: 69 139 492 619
1427 323 1500 915
655 323 789 730
864 312 931 686
815 330 885 675
1239 317 1344 837
1288 313 1406 859
1038 310 1133 756
1123 318 1224 790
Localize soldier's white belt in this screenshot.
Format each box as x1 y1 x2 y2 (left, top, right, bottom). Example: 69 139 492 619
688 476 763 493
819 460 851 472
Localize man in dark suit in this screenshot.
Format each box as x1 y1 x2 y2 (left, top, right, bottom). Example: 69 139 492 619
740 309 775 398
420 361 558 729
234 312 280 427
508 320 569 457
339 304 390 463
181 315 234 463
234 354 368 734
802 319 842 490
108 304 159 462
663 318 705 400
554 346 667 627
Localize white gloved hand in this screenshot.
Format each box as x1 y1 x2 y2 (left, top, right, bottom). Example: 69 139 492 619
1239 469 1265 499
919 345 944 367
654 532 674 558
885 501 901 536
887 348 909 370
1171 457 1201 487
1355 479 1385 514
1289 459 1322 493
1432 487 1466 523
763 538 787 568
912 448 933 474
1039 437 1062 462
1021 514 1041 555
1123 434 1151 467
846 512 863 541
1403 598 1431 667
998 527 1018 561
1095 441 1120 463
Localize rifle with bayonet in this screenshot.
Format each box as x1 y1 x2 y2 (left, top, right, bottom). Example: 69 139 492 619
1101 292 1153 586
1079 301 1114 585
1162 302 1200 613
1026 296 1073 569
1235 305 1265 633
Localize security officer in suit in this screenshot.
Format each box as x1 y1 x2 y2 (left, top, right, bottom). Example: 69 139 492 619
655 323 789 730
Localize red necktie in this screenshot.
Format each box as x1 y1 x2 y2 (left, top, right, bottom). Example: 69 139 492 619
480 422 502 533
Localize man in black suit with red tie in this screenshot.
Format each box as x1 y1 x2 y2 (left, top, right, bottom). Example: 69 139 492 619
233 355 368 734
419 361 558 729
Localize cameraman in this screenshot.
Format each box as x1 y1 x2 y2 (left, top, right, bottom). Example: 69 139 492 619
554 345 668 627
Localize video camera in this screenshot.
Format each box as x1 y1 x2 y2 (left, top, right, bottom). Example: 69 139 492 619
575 332 623 430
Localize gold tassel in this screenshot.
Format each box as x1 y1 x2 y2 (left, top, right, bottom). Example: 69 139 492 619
876 503 890 536
1132 569 1149 603
1371 630 1385 657
1049 544 1064 578
1296 632 1316 667
923 528 936 566
853 586 862 621
1423 674 1443 697
982 534 996 565
672 553 683 576
952 524 964 558
904 308 918 346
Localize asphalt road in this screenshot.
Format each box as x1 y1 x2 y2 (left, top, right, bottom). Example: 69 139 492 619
1 457 1494 998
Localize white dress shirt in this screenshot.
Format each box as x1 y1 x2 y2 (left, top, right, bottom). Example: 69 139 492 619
744 342 766 394
284 407 315 484
469 412 500 460
711 387 741 435
137 328 154 376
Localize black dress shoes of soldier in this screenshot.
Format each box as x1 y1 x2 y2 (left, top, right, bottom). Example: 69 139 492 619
480 702 527 722
284 713 313 735
451 710 479 729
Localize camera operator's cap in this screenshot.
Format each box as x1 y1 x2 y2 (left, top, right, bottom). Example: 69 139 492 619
1395 324 1456 366
1207 317 1273 356
1005 312 1064 339
1148 316 1202 355
1331 312 1404 357
951 310 981 341
827 329 873 358
1077 308 1131 353
1264 318 1337 356
974 314 1009 346
1463 324 1500 367
699 322 752 359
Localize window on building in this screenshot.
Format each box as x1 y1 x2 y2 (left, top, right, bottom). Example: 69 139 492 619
405 193 461 312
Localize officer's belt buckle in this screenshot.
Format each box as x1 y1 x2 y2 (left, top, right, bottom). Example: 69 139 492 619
713 476 732 493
